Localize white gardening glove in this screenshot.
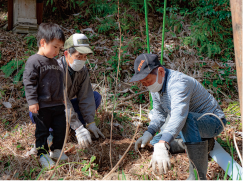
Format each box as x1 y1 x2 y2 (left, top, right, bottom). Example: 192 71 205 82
149 142 171 174
135 131 153 151
87 122 105 139
75 125 92 148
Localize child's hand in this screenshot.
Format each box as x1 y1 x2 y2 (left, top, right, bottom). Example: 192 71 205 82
29 103 39 114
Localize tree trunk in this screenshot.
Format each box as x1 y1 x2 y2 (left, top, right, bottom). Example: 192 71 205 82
230 0 242 116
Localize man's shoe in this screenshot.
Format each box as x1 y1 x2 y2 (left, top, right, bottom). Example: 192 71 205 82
50 149 68 161
39 154 55 170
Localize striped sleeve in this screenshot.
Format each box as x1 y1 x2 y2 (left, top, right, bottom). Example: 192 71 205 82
160 77 191 143
147 92 167 135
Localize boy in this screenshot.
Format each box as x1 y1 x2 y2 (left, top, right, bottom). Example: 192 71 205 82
23 23 68 169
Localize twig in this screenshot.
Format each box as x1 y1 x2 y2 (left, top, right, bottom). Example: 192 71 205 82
93 79 104 91
106 102 133 109
103 105 142 180
11 170 17 179
119 90 149 102
109 0 122 169
86 58 99 84
47 59 71 180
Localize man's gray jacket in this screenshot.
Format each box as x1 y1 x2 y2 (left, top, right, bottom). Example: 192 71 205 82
147 67 225 144
57 56 96 130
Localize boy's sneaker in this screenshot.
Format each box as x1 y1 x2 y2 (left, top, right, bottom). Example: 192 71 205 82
40 154 55 170
50 149 68 161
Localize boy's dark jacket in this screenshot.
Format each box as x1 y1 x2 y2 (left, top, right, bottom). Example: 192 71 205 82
23 54 64 108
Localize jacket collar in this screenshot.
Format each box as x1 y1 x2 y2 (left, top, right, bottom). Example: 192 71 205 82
62 56 76 81
160 67 169 93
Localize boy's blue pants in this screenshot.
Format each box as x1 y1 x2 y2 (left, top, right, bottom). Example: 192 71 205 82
29 91 102 131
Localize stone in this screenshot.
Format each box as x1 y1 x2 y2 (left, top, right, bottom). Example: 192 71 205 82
12 0 38 33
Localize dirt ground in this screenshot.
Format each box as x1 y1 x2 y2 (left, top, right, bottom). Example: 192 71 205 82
0 108 242 180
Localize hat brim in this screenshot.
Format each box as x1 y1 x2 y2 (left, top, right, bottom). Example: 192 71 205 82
129 73 150 83
74 46 93 54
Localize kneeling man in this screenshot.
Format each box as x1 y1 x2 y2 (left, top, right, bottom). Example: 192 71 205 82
131 54 226 180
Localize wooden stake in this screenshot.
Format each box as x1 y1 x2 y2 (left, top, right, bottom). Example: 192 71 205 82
230 0 243 130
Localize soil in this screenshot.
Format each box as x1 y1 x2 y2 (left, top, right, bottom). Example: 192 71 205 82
1 112 241 180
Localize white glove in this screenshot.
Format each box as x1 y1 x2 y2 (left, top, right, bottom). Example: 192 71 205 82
75 125 92 148
135 131 153 151
87 122 105 139
150 142 171 174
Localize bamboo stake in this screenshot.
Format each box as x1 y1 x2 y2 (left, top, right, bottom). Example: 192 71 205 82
144 0 153 110
161 0 167 64
109 0 122 169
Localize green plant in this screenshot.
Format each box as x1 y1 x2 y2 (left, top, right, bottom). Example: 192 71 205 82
0 59 26 85
223 101 241 116
106 50 121 78
201 62 236 100
76 1 85 7
89 0 117 17
96 17 119 34
157 6 183 35
45 0 84 14
24 35 37 48
120 8 136 34
20 167 36 179
0 89 6 99
81 155 97 176
122 0 153 13
75 15 90 26
126 37 145 55
2 119 9 127
52 7 57 12
183 0 233 60
132 93 145 104
113 113 132 124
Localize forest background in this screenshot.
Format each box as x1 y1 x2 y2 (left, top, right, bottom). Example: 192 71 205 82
0 0 242 180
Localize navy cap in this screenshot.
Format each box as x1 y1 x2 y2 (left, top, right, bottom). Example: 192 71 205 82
129 54 161 82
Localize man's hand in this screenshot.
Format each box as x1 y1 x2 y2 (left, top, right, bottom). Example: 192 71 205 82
135 131 153 151
87 122 105 139
29 103 39 114
149 142 171 174
75 125 92 148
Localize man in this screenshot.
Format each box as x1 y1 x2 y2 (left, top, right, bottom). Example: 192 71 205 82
57 33 105 139
28 33 104 159
131 54 226 180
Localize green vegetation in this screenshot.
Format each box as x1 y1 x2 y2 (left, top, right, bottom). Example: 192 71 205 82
24 34 37 49
97 17 119 34
0 59 25 84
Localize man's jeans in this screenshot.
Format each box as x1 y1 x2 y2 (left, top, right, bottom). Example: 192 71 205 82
150 112 226 145
70 91 102 126
29 91 102 130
